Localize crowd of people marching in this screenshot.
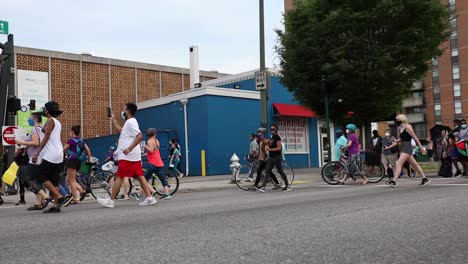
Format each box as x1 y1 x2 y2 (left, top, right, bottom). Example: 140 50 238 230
0 101 184 212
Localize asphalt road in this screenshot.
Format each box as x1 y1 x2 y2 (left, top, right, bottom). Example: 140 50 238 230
1 178 467 264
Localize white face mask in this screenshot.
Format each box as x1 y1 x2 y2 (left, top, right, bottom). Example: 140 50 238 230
385 133 390 137
121 111 127 120
345 129 350 134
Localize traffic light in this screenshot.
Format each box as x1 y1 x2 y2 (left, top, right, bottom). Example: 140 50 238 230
29 99 36 110
7 96 21 114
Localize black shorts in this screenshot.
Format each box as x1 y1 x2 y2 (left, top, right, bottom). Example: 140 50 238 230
37 160 63 186
66 158 82 170
26 163 41 182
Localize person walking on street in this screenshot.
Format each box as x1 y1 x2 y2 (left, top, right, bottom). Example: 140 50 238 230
448 119 462 176
426 137 434 164
381 129 398 178
338 124 368 184
63 125 92 206
334 129 347 162
456 119 468 176
246 133 259 182
169 139 184 178
385 114 429 187
253 128 279 189
369 130 383 155
97 103 157 208
256 124 291 192
14 112 51 210
436 130 452 177
32 101 67 213
142 128 171 199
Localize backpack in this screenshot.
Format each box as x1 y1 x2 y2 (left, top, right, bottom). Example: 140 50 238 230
69 138 87 161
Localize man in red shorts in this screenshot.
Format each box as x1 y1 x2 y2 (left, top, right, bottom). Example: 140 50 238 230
97 103 157 208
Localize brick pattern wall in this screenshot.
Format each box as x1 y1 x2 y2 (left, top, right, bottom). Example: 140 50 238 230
16 54 222 139
137 69 160 102
162 72 183 97
16 54 48 72
51 58 81 143
82 62 110 138
111 66 135 133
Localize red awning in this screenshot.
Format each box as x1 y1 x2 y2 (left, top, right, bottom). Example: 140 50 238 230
273 103 316 117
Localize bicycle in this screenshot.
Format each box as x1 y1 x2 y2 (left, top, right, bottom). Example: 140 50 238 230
235 158 295 191
65 160 114 200
107 166 179 198
321 151 385 185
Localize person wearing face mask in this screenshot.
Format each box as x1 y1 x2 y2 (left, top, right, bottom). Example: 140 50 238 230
142 128 170 199
256 124 291 192
254 127 280 190
381 129 398 178
97 103 157 208
334 129 347 161
14 112 51 210
456 119 468 176
385 114 428 187
368 130 383 155
338 124 368 184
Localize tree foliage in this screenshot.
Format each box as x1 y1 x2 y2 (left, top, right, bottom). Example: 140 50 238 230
276 0 450 125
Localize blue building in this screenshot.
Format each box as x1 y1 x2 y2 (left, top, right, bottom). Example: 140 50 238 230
87 70 323 176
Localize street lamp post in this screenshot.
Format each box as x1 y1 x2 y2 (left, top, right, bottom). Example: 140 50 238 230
321 75 331 162
259 0 267 128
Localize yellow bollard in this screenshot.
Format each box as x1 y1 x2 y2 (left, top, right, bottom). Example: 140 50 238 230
201 149 206 176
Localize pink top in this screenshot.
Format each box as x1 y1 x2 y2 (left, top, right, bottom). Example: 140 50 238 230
147 139 164 167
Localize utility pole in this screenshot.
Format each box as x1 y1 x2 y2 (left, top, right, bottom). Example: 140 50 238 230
259 0 267 128
321 75 331 162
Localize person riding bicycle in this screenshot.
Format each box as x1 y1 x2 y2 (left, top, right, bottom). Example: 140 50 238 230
256 124 292 192
246 133 259 182
253 127 280 189
338 124 368 185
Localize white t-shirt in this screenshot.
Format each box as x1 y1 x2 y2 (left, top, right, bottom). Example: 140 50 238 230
117 118 142 162
42 118 64 164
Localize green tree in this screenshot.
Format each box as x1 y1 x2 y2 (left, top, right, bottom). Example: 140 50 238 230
276 0 450 125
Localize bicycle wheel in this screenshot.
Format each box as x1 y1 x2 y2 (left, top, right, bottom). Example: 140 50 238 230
235 165 257 191
151 169 179 196
105 172 133 197
321 161 343 185
89 171 114 199
282 164 295 186
365 164 385 183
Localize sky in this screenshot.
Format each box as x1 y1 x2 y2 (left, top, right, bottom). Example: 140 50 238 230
0 0 286 74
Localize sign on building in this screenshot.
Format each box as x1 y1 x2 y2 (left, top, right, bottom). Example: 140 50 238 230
17 70 49 131
278 116 308 153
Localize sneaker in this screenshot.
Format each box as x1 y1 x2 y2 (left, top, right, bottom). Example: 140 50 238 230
271 185 281 191
15 200 26 206
385 179 396 188
161 194 172 200
63 195 74 207
245 178 253 182
56 196 68 208
281 186 292 192
129 193 141 200
255 186 265 193
43 207 61 213
455 170 462 177
463 172 468 177
79 192 87 201
139 197 157 206
97 197 115 208
420 178 430 186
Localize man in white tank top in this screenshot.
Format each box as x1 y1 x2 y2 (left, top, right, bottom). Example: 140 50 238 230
32 101 67 213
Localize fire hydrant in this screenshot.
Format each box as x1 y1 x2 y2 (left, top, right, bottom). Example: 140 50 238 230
229 153 241 183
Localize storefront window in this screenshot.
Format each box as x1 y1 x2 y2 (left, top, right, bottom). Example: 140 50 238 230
277 116 309 154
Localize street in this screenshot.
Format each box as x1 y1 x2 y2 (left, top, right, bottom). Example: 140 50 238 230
1 177 467 264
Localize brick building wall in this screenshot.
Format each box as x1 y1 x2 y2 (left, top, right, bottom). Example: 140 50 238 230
15 47 226 141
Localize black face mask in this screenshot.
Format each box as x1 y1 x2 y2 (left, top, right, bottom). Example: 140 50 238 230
395 120 402 126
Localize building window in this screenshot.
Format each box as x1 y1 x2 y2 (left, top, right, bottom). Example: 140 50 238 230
413 123 427 138
432 58 439 66
453 66 460 79
450 16 457 28
454 83 461 97
451 31 457 39
432 70 439 77
408 107 425 114
435 103 441 116
433 85 440 94
455 101 462 114
452 56 459 65
452 48 459 56
278 116 309 154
